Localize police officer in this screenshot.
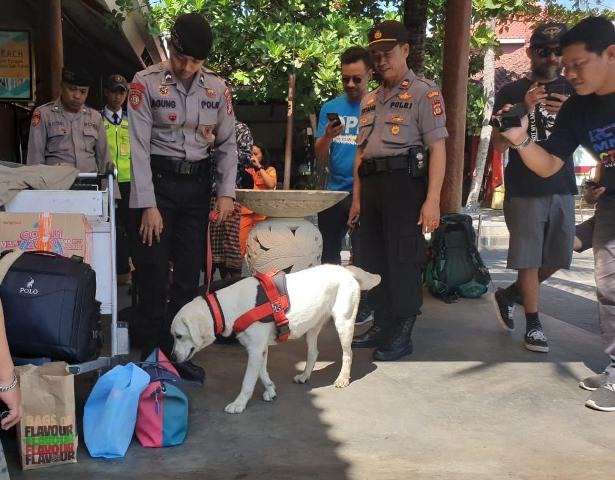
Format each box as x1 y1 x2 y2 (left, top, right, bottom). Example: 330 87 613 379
349 20 448 361
101 74 132 283
27 66 110 173
128 13 237 357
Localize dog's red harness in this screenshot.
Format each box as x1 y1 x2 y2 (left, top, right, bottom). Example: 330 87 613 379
204 270 291 342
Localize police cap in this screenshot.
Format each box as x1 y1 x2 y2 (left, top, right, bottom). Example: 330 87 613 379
368 20 409 52
170 13 213 60
62 66 93 87
105 74 128 91
530 23 568 47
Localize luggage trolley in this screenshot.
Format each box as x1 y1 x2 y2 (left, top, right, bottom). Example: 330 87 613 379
5 171 129 374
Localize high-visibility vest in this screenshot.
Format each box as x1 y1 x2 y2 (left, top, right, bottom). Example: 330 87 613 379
101 110 131 183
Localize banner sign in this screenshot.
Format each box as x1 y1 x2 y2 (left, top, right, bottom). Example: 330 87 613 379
0 30 32 101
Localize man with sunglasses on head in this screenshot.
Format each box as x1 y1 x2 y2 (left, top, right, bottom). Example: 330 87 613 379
348 20 447 361
491 22 577 354
497 17 615 412
127 13 237 359
315 46 374 325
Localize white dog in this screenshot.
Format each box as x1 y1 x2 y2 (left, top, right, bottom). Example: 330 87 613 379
171 264 380 414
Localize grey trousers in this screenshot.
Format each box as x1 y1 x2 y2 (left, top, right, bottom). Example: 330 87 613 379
593 196 615 382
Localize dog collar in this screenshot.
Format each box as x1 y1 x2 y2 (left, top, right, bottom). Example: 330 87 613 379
203 292 225 335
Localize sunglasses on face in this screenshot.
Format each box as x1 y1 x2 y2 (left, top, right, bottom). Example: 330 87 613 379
533 46 562 58
342 76 364 85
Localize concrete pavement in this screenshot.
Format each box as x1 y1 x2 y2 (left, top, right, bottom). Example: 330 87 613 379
2 212 612 479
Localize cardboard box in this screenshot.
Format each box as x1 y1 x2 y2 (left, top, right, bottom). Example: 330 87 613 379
0 212 92 263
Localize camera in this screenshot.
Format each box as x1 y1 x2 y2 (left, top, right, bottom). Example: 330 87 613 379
490 103 528 132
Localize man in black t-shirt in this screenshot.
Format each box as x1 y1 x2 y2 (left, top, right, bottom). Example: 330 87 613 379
491 23 576 354
498 17 615 412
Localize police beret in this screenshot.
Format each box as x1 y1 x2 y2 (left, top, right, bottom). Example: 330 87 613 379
62 66 93 87
530 23 568 48
170 13 213 60
368 20 409 52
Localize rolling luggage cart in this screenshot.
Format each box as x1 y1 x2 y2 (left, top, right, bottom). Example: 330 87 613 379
5 171 129 374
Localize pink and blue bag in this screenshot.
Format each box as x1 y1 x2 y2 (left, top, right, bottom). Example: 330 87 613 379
135 349 189 448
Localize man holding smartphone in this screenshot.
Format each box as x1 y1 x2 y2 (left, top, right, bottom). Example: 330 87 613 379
315 46 374 324
491 22 577 354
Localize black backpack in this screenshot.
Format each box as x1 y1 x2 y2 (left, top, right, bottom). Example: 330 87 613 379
0 250 102 362
425 214 491 302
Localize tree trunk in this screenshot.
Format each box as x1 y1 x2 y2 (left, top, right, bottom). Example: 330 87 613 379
465 20 496 210
403 0 429 75
283 72 296 189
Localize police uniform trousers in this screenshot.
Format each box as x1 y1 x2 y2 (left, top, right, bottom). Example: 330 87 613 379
358 170 427 321
131 164 211 354
116 181 132 276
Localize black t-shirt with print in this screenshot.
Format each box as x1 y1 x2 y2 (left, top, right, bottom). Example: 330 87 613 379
542 92 615 195
493 76 577 198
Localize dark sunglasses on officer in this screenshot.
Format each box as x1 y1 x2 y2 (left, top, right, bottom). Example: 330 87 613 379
342 75 364 85
533 46 562 58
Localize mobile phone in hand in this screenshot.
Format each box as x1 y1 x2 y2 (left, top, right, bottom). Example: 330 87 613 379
327 112 342 127
585 180 599 188
545 83 564 102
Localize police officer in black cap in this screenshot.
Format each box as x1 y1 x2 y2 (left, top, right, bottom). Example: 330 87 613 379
128 13 238 358
349 20 448 361
27 66 110 172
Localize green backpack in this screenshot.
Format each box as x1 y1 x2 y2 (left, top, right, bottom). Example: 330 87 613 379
425 213 491 302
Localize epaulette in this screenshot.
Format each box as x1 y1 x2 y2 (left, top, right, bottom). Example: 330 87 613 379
202 67 221 77
141 62 166 77
415 77 439 89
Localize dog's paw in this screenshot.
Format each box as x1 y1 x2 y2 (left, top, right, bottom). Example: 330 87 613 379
224 401 247 414
293 374 309 384
334 376 350 388
262 389 277 402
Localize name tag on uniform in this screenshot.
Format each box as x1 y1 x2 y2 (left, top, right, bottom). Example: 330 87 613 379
389 101 412 109
201 100 220 109
151 99 177 109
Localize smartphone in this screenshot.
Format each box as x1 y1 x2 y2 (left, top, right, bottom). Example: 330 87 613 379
545 82 566 102
585 180 599 188
326 112 342 126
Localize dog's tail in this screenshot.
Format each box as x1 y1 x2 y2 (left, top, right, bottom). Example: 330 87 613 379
345 266 381 291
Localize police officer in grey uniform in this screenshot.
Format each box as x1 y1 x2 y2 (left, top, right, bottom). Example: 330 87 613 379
128 13 237 357
349 20 448 361
27 67 110 173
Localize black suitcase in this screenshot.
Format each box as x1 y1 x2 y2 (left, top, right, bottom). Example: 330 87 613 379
0 250 102 363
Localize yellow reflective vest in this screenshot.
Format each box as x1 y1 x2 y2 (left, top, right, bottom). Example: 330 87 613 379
101 110 131 183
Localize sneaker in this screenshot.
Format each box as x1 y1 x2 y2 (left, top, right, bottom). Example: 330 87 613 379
524 328 549 353
585 383 615 412
491 288 515 331
355 307 374 327
579 372 609 391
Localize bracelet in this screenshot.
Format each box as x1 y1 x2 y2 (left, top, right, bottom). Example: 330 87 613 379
0 372 17 393
254 166 262 172
509 136 531 150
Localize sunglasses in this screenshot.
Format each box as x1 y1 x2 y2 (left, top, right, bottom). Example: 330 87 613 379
342 76 364 85
533 46 562 58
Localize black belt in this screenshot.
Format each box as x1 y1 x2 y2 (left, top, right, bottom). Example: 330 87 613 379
359 146 428 178
151 155 209 176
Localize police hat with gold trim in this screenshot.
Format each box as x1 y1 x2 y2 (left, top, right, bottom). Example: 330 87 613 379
368 20 409 52
62 66 93 87
530 22 568 47
170 13 213 60
105 74 128 91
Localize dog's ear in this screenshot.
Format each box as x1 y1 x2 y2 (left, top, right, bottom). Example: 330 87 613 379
183 315 204 345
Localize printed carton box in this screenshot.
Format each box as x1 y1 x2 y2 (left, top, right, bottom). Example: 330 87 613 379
0 212 92 263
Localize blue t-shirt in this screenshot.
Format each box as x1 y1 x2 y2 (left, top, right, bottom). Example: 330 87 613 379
316 94 361 192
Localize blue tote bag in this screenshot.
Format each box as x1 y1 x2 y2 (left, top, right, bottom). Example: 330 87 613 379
83 363 150 458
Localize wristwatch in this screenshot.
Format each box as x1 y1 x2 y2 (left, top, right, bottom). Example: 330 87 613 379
509 136 532 150
0 372 17 392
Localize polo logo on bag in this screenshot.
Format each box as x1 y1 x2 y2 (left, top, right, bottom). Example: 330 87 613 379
19 276 38 295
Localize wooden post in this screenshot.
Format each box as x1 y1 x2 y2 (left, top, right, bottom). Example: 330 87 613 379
283 72 296 189
49 0 63 99
440 0 472 214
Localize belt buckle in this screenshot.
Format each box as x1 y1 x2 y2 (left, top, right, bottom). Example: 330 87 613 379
179 161 191 175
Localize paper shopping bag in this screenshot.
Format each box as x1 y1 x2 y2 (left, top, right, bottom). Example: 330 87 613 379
15 362 77 470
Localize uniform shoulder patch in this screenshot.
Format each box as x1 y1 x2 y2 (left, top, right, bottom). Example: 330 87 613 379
129 82 146 110
223 88 233 115
432 99 444 116
31 109 42 127
426 90 440 99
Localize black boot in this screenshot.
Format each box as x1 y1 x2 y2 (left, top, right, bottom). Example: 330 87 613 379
352 310 388 348
373 316 416 361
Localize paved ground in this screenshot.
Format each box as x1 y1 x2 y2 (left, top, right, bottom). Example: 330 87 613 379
2 215 613 479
